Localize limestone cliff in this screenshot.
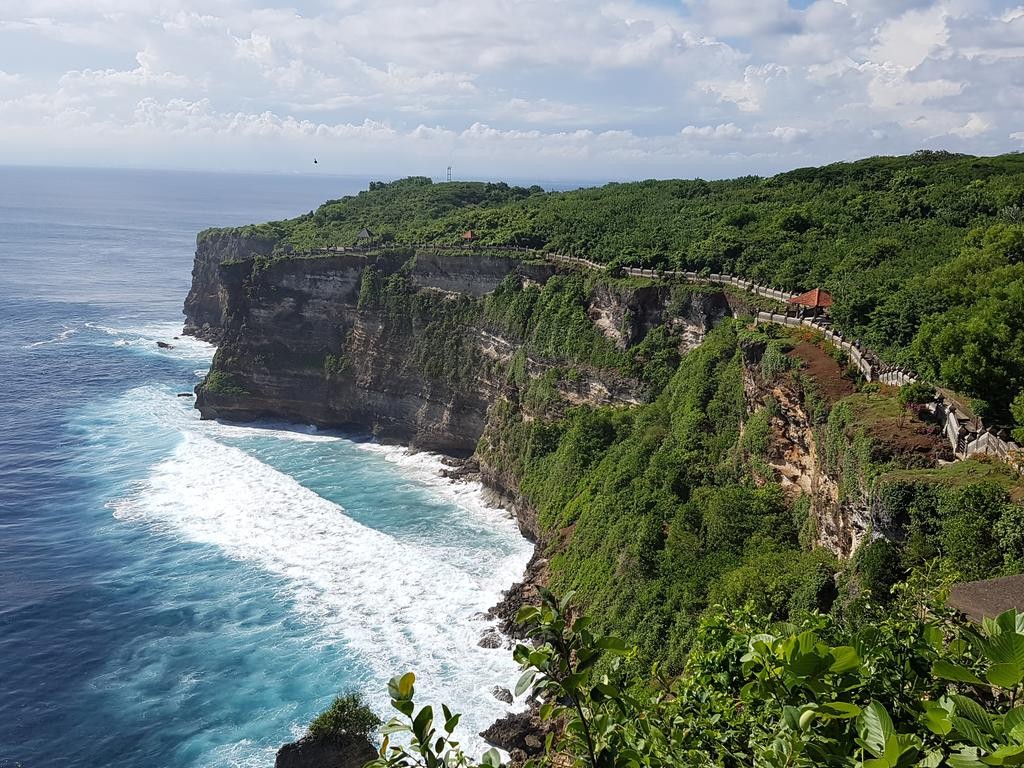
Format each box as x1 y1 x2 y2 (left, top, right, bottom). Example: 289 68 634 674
183 230 278 342
185 242 732 463
740 339 953 561
740 341 859 558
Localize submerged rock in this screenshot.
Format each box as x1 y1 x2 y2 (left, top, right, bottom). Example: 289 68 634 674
177 392 194 398
274 734 376 768
156 341 174 349
477 627 504 648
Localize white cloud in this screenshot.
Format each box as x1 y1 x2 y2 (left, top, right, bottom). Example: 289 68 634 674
0 0 1021 177
950 112 991 137
681 123 743 138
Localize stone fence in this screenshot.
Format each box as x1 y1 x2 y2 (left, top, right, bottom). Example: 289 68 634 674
752 311 1021 470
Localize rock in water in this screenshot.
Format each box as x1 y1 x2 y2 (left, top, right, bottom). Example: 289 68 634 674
491 686 514 704
275 734 377 768
481 708 551 766
156 341 174 349
477 627 504 648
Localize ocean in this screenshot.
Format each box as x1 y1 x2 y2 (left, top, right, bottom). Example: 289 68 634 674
0 166 532 768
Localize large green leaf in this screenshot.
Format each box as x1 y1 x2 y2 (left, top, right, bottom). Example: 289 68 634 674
995 610 1024 636
1005 708 1024 743
949 747 988 768
922 702 954 737
818 701 862 719
988 663 1024 689
859 701 896 757
934 660 987 685
398 672 416 699
515 670 535 697
828 646 861 674
952 695 994 730
981 744 1024 765
882 733 921 768
952 716 992 750
986 633 1024 670
412 705 433 743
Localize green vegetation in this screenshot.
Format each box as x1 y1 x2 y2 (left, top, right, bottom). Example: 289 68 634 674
308 691 381 741
213 152 1024 421
375 585 1024 768
205 155 1024 765
356 266 487 385
201 370 248 396
479 322 839 667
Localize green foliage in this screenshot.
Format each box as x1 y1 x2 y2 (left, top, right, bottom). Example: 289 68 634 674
483 275 623 370
307 691 381 741
741 406 773 460
880 478 1024 579
898 380 936 407
201 370 248 396
324 354 350 376
761 340 794 379
373 584 1024 768
479 322 832 667
1012 392 1024 444
213 153 1024 418
368 671 499 768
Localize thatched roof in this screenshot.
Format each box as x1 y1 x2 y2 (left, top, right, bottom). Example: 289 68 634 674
948 574 1024 623
357 227 374 239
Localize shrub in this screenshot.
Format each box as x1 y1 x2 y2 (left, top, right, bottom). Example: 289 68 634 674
308 691 381 741
897 380 935 407
1012 390 1024 444
760 340 793 378
202 370 248 396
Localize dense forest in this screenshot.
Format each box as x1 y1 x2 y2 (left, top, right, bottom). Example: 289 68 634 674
207 153 1024 767
208 151 1024 427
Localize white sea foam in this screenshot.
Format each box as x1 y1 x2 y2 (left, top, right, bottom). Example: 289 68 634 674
354 442 524 539
23 325 79 348
104 386 532 757
85 320 215 363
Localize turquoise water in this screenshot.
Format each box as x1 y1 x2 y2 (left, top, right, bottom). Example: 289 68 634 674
0 167 531 767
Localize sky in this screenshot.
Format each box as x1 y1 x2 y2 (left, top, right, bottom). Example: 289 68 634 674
0 0 1022 181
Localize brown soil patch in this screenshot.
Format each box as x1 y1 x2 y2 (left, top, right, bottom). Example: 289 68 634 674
787 342 856 404
863 416 953 465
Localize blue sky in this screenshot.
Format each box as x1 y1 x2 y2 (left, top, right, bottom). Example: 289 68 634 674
0 0 1022 180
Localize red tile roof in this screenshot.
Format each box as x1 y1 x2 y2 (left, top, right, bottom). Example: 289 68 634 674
788 288 833 309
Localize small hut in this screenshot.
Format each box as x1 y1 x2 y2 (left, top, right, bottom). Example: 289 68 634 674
357 227 374 243
462 230 476 242
788 288 833 317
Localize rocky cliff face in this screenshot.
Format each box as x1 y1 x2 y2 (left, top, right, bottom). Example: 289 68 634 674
740 341 868 560
187 245 721 460
184 240 737 567
183 230 278 342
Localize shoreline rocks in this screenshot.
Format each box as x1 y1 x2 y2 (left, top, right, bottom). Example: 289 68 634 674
274 734 377 768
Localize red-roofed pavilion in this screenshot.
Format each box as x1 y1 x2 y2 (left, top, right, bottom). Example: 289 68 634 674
788 288 833 316
462 230 476 241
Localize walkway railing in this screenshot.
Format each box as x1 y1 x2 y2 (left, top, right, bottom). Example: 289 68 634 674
284 241 1021 472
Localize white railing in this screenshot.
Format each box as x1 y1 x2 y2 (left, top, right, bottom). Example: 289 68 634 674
290 241 1021 474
